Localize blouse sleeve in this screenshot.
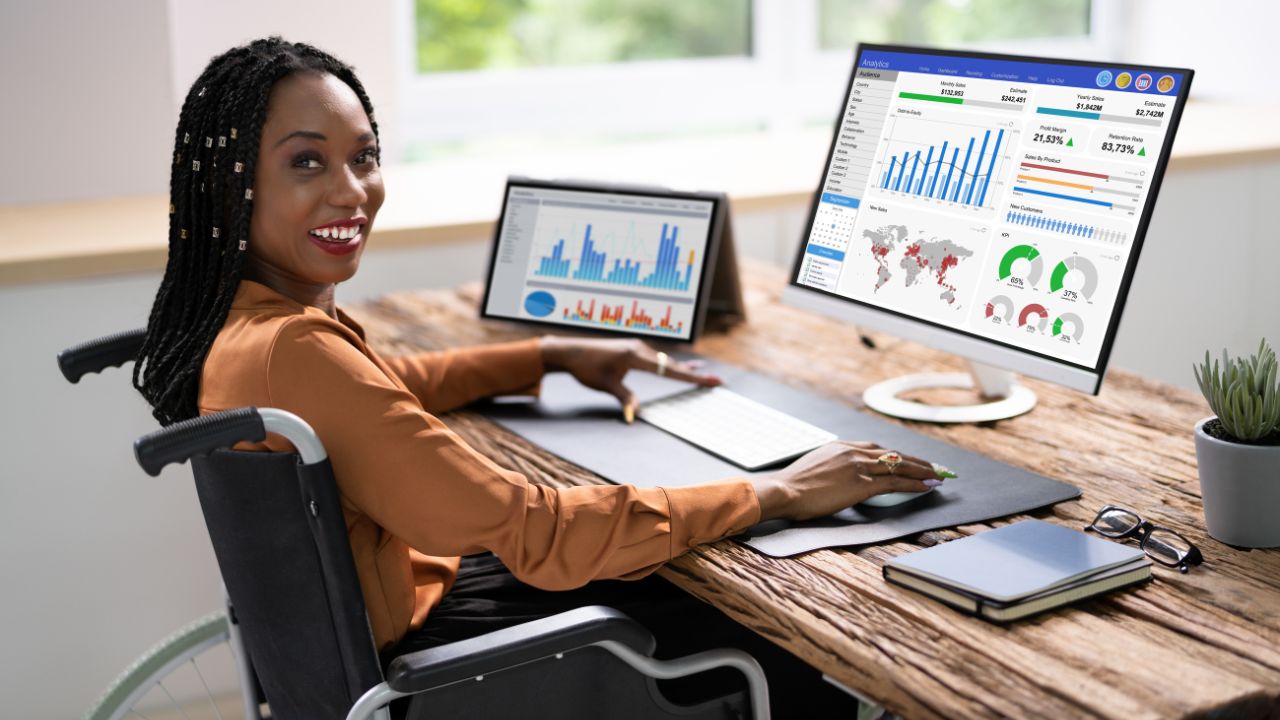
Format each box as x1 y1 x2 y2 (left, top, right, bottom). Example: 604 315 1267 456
381 339 544 414
265 317 761 589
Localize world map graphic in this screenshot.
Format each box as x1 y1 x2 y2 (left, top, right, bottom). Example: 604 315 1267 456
864 224 974 305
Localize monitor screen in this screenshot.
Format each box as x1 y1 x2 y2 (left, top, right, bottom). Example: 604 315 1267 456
483 180 721 342
790 45 1192 392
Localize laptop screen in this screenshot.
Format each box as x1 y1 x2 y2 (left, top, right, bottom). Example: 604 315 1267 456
483 180 720 342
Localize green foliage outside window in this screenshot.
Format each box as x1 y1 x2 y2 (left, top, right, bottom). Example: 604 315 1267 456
416 0 752 73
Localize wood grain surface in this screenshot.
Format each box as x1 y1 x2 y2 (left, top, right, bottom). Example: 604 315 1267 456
347 262 1280 719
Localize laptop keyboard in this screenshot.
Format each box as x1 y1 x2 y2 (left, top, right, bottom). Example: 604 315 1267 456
638 387 837 470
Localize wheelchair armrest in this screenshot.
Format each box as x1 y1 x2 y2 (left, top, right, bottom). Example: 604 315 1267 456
384 605 656 694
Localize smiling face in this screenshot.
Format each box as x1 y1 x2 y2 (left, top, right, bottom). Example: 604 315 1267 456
246 71 384 299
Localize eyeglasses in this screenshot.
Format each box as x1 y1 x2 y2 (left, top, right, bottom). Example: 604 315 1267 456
1084 505 1204 573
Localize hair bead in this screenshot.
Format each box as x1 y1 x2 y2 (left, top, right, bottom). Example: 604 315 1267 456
218 136 227 147
212 227 221 238
169 203 175 214
238 239 247 251
244 189 254 200
230 128 238 139
234 162 244 173
179 229 188 239
192 160 201 172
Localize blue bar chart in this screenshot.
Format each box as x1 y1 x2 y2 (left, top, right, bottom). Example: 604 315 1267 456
879 127 1005 209
534 223 696 293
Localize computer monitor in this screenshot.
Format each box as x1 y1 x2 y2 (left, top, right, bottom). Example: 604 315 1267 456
783 44 1193 422
482 178 730 343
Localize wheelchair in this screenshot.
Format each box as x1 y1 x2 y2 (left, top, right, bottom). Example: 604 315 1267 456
60 329 769 720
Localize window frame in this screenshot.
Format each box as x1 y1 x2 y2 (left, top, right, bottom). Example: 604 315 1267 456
397 0 1122 153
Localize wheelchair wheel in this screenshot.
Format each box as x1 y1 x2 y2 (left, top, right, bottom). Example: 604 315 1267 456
83 611 256 720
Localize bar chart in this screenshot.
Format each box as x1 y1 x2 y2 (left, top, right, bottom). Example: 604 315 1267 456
535 223 696 293
561 297 686 336
1010 160 1143 215
874 117 1013 211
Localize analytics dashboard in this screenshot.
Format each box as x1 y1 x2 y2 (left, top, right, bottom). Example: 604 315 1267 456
796 47 1189 369
484 183 716 341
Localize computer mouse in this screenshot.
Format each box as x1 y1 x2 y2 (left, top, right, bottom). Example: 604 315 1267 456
858 464 954 508
858 487 935 508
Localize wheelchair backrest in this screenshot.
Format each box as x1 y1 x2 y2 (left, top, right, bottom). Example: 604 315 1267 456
191 449 384 719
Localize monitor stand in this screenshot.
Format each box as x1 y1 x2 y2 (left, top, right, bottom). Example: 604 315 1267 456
862 360 1036 423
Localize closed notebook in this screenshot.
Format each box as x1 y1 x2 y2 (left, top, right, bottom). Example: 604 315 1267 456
883 519 1152 622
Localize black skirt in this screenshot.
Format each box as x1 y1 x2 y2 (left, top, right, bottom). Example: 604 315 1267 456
390 553 860 719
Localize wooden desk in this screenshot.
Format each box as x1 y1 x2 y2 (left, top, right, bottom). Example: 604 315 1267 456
347 263 1280 719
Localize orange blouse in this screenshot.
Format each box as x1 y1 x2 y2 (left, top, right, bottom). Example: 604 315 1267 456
198 280 761 650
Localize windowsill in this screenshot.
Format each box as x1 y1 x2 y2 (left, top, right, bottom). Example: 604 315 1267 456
2 100 1276 286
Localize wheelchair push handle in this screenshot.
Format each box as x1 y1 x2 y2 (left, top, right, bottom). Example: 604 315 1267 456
134 407 267 476
57 328 146 383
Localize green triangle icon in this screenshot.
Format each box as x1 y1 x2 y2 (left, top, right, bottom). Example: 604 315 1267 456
1138 147 1146 156
1066 138 1074 147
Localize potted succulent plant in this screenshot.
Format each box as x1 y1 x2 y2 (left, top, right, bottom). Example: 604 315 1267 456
1192 339 1280 548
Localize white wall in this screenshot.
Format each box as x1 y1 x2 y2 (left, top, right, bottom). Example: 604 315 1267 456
1122 0 1280 102
166 0 402 162
0 1 175 205
0 0 401 209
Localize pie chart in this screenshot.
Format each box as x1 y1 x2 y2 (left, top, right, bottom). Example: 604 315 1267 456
523 290 557 318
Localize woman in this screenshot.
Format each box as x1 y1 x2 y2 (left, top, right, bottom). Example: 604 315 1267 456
135 37 942 716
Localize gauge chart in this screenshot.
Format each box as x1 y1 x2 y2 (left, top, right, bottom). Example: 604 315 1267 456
984 295 1015 325
997 244 1044 289
1052 312 1085 342
1049 255 1099 301
1018 303 1050 332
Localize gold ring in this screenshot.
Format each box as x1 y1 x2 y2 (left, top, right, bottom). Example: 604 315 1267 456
877 451 903 474
656 351 669 377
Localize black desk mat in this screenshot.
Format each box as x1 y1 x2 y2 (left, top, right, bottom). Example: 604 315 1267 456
477 356 1081 557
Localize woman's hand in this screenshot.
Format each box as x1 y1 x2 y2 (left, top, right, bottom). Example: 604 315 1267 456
750 442 943 521
539 336 722 422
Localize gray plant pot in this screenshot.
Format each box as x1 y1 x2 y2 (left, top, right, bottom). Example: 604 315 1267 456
1194 417 1280 548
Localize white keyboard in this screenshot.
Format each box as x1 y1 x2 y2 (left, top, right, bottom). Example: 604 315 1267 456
637 387 837 470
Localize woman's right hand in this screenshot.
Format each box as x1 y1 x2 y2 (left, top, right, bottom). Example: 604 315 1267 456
750 442 942 522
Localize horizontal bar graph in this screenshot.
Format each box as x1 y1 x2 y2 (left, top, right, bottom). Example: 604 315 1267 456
1011 186 1113 208
535 223 696 293
879 127 1005 209
1035 106 1164 127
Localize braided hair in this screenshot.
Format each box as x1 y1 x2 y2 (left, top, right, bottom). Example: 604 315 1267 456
134 37 381 425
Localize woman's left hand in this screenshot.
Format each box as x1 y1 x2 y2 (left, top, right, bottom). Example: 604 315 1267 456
539 336 722 423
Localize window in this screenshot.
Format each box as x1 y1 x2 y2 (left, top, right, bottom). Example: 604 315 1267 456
817 0 1091 50
414 0 752 72
400 0 1103 162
